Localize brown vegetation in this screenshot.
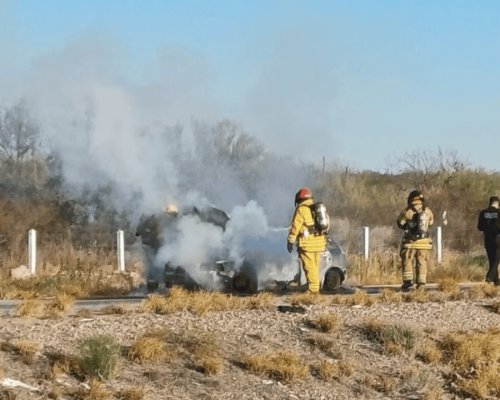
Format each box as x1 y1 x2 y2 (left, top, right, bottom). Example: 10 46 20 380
242 351 309 382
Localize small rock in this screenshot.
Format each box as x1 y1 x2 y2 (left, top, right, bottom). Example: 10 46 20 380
9 265 31 280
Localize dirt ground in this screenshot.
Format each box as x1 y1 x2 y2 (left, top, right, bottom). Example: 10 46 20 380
0 293 499 400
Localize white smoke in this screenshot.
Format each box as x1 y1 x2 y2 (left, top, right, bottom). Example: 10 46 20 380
0 34 320 288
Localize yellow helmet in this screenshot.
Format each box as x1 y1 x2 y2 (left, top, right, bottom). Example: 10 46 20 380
163 203 178 214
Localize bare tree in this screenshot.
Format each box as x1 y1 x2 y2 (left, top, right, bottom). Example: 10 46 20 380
397 148 468 189
0 100 38 162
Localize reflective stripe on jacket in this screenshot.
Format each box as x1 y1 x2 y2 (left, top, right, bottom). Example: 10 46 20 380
287 198 327 252
397 206 434 250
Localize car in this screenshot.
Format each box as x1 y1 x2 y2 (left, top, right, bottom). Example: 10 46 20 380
163 225 347 293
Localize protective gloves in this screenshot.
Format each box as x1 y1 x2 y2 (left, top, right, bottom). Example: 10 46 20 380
287 242 294 253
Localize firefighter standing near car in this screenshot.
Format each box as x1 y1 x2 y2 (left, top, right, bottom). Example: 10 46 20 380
477 196 500 285
287 188 329 293
397 190 434 291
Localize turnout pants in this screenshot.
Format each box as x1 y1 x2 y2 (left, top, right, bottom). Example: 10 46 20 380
487 236 500 285
400 248 429 285
298 249 321 293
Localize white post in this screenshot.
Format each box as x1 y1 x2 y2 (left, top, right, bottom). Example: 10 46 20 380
28 229 37 275
362 226 370 261
117 230 125 273
436 226 442 264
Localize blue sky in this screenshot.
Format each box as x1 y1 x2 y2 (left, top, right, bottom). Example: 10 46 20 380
2 0 500 171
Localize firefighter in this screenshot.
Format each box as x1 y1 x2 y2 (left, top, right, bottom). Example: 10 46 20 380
287 187 327 293
135 203 179 283
477 196 500 285
397 190 434 291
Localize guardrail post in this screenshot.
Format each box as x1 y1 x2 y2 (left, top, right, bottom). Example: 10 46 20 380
28 229 37 275
362 226 370 261
117 230 125 272
436 226 442 264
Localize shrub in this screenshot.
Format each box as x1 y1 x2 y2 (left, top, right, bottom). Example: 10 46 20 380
307 313 342 333
242 351 309 382
78 335 121 380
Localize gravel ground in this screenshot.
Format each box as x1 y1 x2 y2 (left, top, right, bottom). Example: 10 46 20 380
0 296 499 400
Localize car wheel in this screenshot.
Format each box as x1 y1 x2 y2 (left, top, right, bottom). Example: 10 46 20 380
232 264 258 294
323 268 343 291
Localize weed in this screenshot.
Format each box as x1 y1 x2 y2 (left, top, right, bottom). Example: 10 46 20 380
363 319 417 355
15 299 44 317
307 334 343 359
290 292 325 306
78 335 121 380
307 313 342 333
128 335 170 364
193 354 223 375
378 288 402 303
72 378 112 400
10 339 38 364
116 387 147 400
244 292 276 310
490 301 500 314
416 338 442 364
242 350 309 382
336 290 376 307
315 360 340 380
468 284 500 300
98 305 128 315
440 328 500 399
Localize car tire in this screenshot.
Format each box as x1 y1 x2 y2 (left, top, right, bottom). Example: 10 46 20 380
323 268 344 292
232 263 258 294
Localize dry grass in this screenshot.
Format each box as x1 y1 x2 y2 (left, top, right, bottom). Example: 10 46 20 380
363 319 418 355
398 367 445 399
348 253 401 285
15 298 44 317
331 290 376 307
10 339 38 364
489 301 500 314
315 360 340 380
468 284 500 300
116 387 147 400
142 287 242 315
98 305 128 315
72 378 113 400
403 288 434 303
50 354 80 378
244 292 276 310
289 292 325 306
307 313 342 333
193 354 224 375
440 328 500 399
242 350 309 382
307 334 343 359
416 338 442 364
44 293 75 318
128 334 171 364
378 288 403 303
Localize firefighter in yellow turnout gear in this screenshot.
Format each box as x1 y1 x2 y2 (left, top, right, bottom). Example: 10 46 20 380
397 190 434 291
287 188 328 293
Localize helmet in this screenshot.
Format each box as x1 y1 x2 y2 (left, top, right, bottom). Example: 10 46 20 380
295 187 312 205
407 190 424 205
163 203 178 215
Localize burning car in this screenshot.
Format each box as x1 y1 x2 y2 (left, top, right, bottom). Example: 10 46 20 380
136 203 347 293
160 216 347 293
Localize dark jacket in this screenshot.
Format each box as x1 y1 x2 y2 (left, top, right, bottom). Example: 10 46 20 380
477 206 499 237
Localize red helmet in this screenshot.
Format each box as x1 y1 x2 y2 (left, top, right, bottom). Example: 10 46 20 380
295 187 312 205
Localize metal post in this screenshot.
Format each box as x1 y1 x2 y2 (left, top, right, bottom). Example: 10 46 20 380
436 226 442 264
28 229 36 275
362 226 369 261
117 230 125 273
